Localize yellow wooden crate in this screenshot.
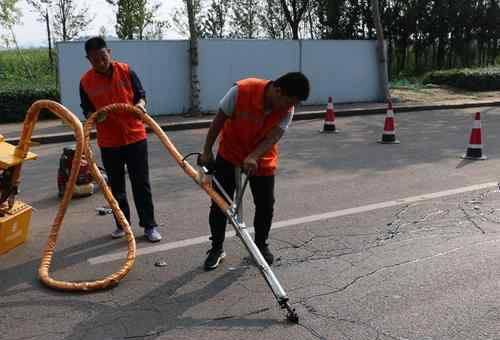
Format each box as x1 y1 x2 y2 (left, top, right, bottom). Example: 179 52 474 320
0 201 32 255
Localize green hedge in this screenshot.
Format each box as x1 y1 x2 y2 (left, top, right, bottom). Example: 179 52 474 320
0 48 60 123
422 67 500 91
0 86 60 123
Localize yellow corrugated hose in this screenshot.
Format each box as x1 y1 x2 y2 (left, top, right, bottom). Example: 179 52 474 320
35 101 229 292
32 100 136 291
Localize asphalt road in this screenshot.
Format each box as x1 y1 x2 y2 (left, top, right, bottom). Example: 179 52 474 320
2 107 500 340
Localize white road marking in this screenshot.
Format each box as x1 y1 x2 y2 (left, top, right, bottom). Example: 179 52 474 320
88 181 497 265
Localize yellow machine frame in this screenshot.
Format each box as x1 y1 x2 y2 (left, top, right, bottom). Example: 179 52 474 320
0 133 37 255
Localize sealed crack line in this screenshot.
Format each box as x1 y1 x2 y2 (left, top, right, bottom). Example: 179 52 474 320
278 245 385 269
191 306 274 330
380 205 452 242
276 252 353 267
296 322 329 340
299 301 401 340
459 205 486 234
124 330 163 339
289 283 337 294
212 307 272 321
272 233 344 251
274 235 384 268
300 237 500 303
382 204 412 240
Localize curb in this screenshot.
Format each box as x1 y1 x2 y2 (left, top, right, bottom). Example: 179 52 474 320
295 100 500 121
5 100 500 145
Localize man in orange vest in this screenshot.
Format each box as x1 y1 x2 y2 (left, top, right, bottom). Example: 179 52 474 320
79 37 162 242
199 72 310 270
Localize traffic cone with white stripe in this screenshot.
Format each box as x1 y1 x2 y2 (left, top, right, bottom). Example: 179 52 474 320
378 101 400 144
320 96 339 133
461 112 487 160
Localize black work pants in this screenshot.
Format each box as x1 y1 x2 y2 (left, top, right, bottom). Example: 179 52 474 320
209 155 275 249
100 139 157 229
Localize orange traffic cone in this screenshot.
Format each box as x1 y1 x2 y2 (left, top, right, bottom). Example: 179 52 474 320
321 96 339 133
462 112 487 160
378 101 400 144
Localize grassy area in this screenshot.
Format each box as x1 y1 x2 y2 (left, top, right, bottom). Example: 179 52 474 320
390 78 425 90
0 48 59 122
0 48 57 90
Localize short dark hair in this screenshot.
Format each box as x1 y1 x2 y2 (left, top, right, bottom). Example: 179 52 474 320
274 72 310 101
85 37 107 54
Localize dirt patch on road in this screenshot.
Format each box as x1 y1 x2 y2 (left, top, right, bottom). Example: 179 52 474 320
391 85 500 104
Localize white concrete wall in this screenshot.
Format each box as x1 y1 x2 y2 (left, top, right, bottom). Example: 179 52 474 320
198 40 300 111
301 40 383 104
58 39 383 118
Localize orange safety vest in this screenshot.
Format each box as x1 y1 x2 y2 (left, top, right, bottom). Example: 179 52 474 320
80 61 147 148
218 78 290 176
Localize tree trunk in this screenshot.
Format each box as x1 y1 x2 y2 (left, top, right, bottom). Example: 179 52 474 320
61 0 68 41
308 8 314 39
437 35 446 69
291 21 299 39
186 0 201 116
370 0 390 102
388 38 393 79
45 9 53 69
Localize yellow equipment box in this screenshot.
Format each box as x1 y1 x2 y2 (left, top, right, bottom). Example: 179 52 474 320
0 201 32 255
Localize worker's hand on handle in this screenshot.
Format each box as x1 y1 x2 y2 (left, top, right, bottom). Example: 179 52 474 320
242 155 258 176
135 99 147 114
198 151 214 171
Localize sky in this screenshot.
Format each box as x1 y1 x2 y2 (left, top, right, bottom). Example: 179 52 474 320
11 0 184 47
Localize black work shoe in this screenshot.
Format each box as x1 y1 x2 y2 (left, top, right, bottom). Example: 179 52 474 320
257 244 274 265
204 248 226 270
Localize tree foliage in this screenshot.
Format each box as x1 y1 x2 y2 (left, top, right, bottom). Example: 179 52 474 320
168 0 500 76
106 0 165 40
51 0 93 41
